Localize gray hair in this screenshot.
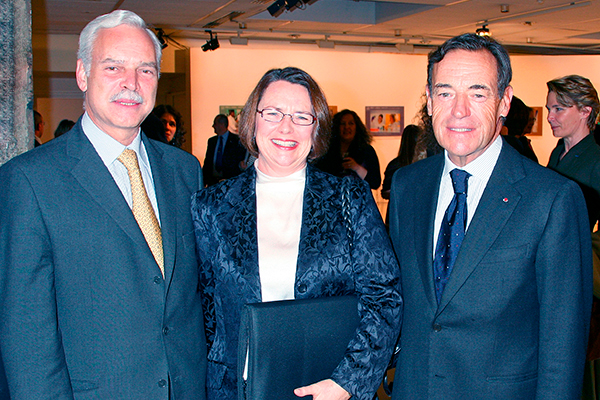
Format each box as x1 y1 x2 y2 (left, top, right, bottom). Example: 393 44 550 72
77 10 162 77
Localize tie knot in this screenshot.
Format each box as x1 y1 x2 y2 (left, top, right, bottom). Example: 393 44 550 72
450 168 470 194
118 149 140 172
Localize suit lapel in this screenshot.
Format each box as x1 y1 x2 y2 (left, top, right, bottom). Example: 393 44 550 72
68 123 151 257
296 165 336 280
415 156 445 309
143 136 176 285
437 145 525 313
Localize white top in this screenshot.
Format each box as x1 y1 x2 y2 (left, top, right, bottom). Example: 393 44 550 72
81 112 160 224
433 135 502 257
255 164 306 302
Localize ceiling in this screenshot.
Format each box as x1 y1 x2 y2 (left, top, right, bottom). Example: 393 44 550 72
32 0 600 55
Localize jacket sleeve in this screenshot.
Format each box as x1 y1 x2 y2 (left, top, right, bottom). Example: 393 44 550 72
330 178 402 400
535 179 592 399
0 162 75 399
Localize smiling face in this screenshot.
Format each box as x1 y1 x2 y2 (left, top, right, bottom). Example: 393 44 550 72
76 24 158 146
160 112 177 142
546 91 591 142
427 49 512 167
339 114 357 144
255 80 314 177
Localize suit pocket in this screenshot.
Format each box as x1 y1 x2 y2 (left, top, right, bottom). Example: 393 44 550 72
486 371 537 383
480 244 530 265
71 378 99 392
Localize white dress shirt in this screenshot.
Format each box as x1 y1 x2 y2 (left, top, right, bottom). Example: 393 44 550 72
432 135 503 257
255 164 306 302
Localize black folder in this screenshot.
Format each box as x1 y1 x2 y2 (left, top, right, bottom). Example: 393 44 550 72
237 295 360 400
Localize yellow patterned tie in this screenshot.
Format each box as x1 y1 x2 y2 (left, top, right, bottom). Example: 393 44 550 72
118 149 164 276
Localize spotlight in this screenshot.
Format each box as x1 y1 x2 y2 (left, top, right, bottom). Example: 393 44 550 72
201 30 220 52
155 28 168 50
268 0 286 17
476 24 491 37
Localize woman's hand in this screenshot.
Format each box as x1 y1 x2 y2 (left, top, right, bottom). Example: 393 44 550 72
294 379 351 400
342 157 368 180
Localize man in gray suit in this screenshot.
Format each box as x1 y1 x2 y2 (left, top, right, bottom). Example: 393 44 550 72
0 10 205 399
389 33 592 399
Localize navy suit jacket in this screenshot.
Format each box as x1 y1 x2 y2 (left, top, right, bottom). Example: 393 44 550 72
0 120 206 399
202 132 245 187
389 143 592 399
192 164 402 400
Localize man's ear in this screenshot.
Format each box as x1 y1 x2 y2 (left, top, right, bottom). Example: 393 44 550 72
426 86 433 116
76 59 88 93
499 85 513 118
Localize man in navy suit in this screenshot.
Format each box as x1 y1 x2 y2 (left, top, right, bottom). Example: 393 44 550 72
0 10 206 399
389 33 592 399
203 114 246 186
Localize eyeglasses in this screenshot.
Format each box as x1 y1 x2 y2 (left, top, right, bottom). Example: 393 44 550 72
257 108 316 126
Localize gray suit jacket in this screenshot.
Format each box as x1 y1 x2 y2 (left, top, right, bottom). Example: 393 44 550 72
0 120 206 399
389 143 592 399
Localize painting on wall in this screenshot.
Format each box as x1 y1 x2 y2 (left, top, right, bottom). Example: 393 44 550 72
366 106 404 136
528 106 544 136
219 105 244 133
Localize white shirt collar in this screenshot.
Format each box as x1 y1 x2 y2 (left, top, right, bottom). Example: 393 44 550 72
81 112 150 170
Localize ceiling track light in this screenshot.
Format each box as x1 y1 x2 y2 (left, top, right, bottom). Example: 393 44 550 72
201 30 220 52
476 24 491 37
268 0 319 18
155 28 168 49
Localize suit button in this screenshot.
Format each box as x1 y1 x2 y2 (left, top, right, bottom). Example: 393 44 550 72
158 379 167 388
163 326 170 335
432 323 442 332
297 284 307 293
153 276 162 284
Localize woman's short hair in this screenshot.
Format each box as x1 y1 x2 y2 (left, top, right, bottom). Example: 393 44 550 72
547 75 600 131
152 104 186 147
331 109 372 147
238 67 331 161
78 10 162 77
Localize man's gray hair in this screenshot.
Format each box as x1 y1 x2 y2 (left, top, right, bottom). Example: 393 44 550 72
77 10 162 77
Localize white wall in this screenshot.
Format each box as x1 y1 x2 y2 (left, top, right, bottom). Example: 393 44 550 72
189 42 600 171
190 42 428 172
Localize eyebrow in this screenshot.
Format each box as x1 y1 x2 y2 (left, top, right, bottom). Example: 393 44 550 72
433 83 492 91
99 58 157 70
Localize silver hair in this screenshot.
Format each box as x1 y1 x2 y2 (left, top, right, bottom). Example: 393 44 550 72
77 10 162 77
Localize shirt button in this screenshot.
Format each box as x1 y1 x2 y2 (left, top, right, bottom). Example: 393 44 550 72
153 276 162 284
433 323 442 332
297 284 307 293
158 379 167 388
163 326 170 335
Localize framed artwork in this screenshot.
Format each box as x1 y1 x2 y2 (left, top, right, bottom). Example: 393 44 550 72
366 106 404 136
329 105 338 116
528 107 543 136
220 105 244 133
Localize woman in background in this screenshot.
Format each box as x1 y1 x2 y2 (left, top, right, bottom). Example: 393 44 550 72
315 109 381 189
192 67 401 400
152 104 186 148
53 119 75 138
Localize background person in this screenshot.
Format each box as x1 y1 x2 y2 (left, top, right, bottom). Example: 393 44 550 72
546 75 600 230
202 114 246 186
153 104 186 148
192 67 401 400
53 118 75 138
315 109 381 189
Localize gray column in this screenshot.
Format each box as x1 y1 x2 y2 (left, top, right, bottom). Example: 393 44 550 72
0 0 33 167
